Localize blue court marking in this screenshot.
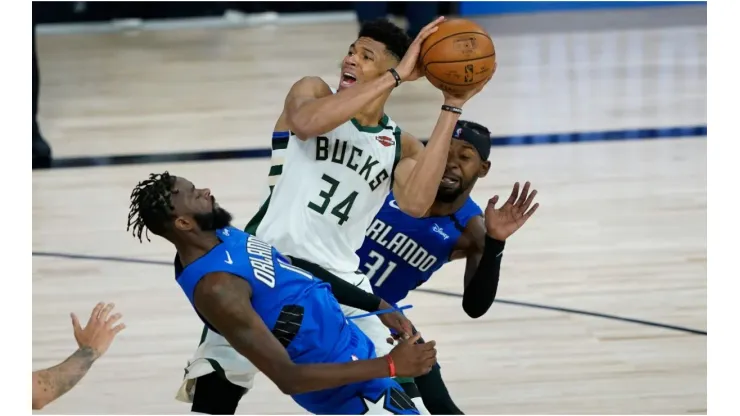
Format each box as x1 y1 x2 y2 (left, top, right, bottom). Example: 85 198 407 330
32 251 706 336
37 124 706 170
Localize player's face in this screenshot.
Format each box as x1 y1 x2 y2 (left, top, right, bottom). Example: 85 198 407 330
338 37 394 91
436 140 491 203
170 177 233 233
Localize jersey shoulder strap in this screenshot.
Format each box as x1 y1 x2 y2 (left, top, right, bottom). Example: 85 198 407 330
450 197 483 232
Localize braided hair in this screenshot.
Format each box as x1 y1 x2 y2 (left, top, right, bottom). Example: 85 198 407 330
127 172 177 242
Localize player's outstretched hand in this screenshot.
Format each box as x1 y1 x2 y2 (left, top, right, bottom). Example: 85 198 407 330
395 16 446 83
388 333 437 377
485 181 539 241
377 300 413 339
71 302 126 359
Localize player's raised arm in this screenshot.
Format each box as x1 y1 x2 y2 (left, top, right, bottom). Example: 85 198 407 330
283 17 446 140
391 79 493 218
454 182 539 318
32 303 125 410
282 75 396 140
194 271 436 395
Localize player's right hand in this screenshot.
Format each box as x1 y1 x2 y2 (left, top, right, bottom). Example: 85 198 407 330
388 333 438 377
395 16 446 82
71 302 126 359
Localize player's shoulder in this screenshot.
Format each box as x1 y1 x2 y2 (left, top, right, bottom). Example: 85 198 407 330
288 76 333 99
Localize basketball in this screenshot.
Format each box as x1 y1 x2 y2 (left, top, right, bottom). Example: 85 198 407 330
420 19 496 96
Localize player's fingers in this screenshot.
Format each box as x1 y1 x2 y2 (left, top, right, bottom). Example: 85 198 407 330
111 323 127 335
406 333 422 344
70 313 82 333
521 189 538 212
106 313 123 328
515 181 530 206
421 340 436 351
488 195 499 209
88 302 105 325
420 16 445 36
98 303 115 322
524 203 540 220
505 182 519 205
413 16 445 43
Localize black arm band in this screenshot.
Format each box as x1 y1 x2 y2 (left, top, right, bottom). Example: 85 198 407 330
388 68 402 87
462 236 505 318
288 257 382 312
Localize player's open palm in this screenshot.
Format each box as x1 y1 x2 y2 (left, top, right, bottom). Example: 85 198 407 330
396 16 446 82
71 302 126 359
388 334 437 377
485 181 539 241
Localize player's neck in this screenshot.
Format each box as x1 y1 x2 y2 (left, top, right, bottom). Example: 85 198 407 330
429 192 471 217
351 94 388 127
174 232 221 268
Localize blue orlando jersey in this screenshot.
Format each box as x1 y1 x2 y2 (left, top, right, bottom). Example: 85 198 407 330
357 192 482 304
176 226 354 365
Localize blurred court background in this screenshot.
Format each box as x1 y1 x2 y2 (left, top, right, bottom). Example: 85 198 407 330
32 1 707 414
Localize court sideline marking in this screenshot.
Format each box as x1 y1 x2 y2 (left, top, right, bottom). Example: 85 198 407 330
32 250 707 336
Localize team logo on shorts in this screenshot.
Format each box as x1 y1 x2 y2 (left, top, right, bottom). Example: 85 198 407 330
375 135 395 147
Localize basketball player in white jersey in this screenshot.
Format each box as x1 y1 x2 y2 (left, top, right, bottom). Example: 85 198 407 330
176 18 493 414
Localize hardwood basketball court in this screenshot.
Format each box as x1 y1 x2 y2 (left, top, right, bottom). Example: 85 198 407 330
32 5 707 414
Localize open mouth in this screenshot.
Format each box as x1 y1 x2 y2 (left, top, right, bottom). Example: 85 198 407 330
340 72 357 88
441 174 460 187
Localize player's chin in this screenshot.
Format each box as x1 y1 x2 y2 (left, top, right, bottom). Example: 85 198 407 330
435 186 461 202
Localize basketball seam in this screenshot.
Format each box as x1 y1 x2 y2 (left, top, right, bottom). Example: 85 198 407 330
425 53 496 66
425 70 488 88
420 31 492 64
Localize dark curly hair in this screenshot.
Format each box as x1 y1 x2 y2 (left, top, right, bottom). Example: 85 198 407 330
358 19 412 61
127 172 176 242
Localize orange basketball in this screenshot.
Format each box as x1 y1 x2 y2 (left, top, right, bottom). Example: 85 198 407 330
420 19 496 96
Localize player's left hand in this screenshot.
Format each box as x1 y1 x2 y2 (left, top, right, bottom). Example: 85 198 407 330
484 181 539 241
377 300 413 339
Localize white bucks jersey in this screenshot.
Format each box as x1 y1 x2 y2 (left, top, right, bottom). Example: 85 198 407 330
246 115 402 274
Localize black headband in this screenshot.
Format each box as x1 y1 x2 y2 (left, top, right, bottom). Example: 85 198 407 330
452 122 491 161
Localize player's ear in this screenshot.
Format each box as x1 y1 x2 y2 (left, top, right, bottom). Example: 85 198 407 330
478 161 491 178
174 216 193 232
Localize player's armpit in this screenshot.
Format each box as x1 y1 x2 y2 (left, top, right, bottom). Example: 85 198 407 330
459 217 505 319
193 272 390 395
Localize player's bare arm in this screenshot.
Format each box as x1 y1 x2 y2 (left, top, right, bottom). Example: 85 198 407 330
278 75 396 140
392 85 493 218
277 17 447 140
32 302 125 410
452 182 540 318
194 271 437 395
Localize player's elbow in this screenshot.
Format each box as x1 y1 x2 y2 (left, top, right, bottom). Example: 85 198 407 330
462 294 493 319
394 197 427 218
286 111 323 141
32 395 48 410
275 376 308 395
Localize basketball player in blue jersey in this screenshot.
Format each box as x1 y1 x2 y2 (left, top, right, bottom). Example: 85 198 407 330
127 172 440 415
175 17 494 415
357 120 540 414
